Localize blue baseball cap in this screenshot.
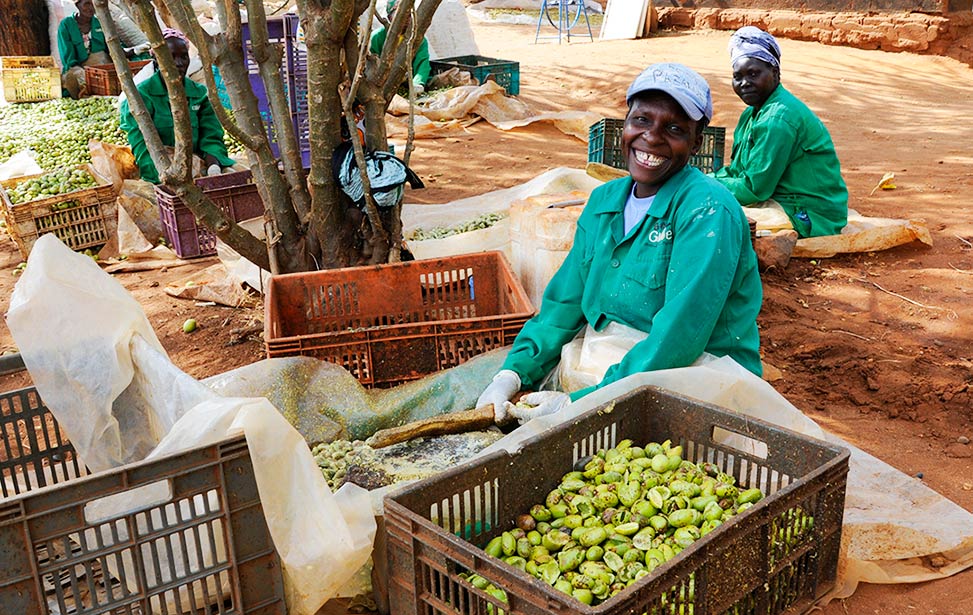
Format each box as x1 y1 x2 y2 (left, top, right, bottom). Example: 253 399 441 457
626 62 713 122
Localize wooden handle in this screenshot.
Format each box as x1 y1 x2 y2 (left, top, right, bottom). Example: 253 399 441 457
365 405 499 449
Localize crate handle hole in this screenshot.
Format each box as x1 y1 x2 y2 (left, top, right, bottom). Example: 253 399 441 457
712 427 768 459
84 479 173 524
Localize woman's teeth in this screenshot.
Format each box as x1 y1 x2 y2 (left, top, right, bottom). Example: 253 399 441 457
634 150 664 167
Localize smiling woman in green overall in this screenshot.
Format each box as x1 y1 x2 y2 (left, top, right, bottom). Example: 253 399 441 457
477 63 762 424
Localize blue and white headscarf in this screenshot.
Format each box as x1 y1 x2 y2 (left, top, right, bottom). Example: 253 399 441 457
728 26 781 69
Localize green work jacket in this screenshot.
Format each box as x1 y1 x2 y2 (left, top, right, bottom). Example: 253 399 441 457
503 167 763 400
369 27 431 86
712 84 848 238
119 71 234 184
57 14 108 72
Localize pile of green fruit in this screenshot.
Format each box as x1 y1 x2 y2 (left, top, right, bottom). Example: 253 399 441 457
466 438 813 609
0 97 127 170
0 96 245 170
311 439 376 492
6 167 98 205
409 212 508 241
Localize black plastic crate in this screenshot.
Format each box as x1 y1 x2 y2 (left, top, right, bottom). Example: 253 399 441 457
385 385 849 615
430 55 520 95
588 119 727 174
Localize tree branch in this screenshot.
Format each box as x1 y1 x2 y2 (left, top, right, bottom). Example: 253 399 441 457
95 0 172 177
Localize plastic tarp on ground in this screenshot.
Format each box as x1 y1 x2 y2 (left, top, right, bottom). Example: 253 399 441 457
5 235 376 615
475 356 973 600
743 202 933 258
386 80 601 141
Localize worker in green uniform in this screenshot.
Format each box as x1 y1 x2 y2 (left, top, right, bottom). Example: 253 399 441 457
58 0 149 98
369 0 431 94
477 63 762 424
712 26 848 238
119 29 235 184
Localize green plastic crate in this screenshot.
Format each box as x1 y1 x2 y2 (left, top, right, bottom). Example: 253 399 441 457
587 119 727 174
430 55 520 95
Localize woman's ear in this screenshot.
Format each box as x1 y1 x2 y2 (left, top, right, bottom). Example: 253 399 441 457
691 123 705 155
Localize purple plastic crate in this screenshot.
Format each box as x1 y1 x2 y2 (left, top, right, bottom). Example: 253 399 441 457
241 14 309 162
154 170 266 258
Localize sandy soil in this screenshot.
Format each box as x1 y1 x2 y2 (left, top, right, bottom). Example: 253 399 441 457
1 18 971 614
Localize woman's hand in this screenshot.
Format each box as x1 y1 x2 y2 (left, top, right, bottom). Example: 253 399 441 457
476 370 521 423
506 391 570 424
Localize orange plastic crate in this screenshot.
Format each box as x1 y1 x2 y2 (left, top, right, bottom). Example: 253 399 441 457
264 252 535 387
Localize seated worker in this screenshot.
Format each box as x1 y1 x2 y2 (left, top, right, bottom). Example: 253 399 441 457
477 63 762 424
712 26 848 238
58 0 149 99
119 29 235 184
369 0 431 94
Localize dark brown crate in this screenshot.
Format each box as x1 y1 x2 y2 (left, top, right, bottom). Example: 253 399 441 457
385 385 849 615
264 252 535 388
0 362 287 615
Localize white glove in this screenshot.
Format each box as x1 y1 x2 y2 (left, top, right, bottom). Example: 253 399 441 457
506 391 570 425
206 164 222 177
476 369 521 423
133 42 151 55
413 82 425 95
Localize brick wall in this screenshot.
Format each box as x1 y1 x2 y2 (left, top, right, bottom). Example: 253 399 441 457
657 7 973 66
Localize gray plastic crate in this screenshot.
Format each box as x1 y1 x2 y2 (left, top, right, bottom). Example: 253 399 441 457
0 361 286 615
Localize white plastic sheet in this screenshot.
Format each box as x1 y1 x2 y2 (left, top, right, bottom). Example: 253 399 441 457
5 235 376 615
477 355 973 600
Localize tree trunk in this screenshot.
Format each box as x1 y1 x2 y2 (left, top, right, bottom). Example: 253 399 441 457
1 0 50 56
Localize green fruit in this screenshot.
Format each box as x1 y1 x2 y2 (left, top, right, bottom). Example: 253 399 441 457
182 318 198 333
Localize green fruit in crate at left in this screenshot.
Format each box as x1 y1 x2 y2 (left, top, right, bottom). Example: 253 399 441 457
7 168 97 205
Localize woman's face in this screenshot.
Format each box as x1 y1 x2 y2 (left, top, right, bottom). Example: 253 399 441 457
165 38 191 79
76 0 95 20
731 58 780 109
622 91 703 198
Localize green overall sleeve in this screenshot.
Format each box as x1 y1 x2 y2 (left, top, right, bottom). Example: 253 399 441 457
192 88 234 167
119 94 160 184
713 109 796 206
57 17 85 71
412 38 431 86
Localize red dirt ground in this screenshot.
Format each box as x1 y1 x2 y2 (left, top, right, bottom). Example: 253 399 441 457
0 20 971 615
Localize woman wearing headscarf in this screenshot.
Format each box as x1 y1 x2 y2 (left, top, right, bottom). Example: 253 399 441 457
476 63 762 425
57 0 150 98
118 29 235 184
712 26 848 238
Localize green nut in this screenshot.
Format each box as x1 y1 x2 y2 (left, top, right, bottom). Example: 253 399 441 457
549 503 569 519
618 481 642 508
504 555 527 571
603 549 624 572
673 526 701 548
527 530 542 546
632 499 658 518
667 508 702 528
613 521 640 537
585 545 605 562
737 487 764 505
501 531 517 556
517 537 532 559
542 530 571 552
469 574 490 589
631 526 656 551
539 559 561 586
554 578 574 595
650 453 670 473
557 548 584 572
530 504 552 522
647 486 671 509
579 527 608 548
572 588 594 605
485 536 503 558
560 478 587 492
